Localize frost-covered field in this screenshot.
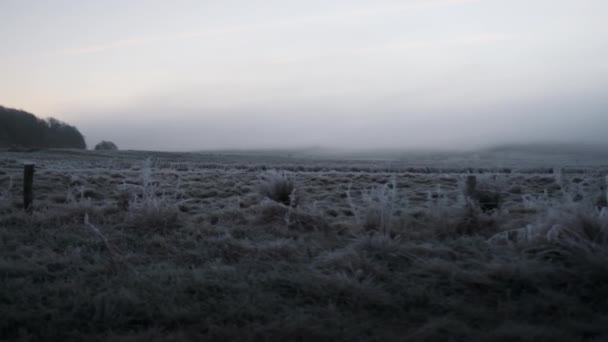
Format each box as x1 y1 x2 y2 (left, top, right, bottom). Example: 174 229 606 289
1 149 608 341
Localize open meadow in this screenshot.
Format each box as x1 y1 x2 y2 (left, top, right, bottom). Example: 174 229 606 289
1 149 608 341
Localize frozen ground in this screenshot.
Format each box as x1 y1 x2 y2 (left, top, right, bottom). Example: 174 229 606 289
1 149 608 341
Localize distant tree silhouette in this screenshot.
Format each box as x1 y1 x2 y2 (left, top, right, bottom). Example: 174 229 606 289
94 141 118 151
0 106 86 149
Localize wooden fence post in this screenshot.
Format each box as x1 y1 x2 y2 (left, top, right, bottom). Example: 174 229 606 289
23 163 35 212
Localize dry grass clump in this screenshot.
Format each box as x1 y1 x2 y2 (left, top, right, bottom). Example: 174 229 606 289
349 179 398 234
493 203 608 256
341 176 503 239
258 170 301 206
422 175 506 237
489 176 608 249
462 174 509 212
345 177 435 239
120 158 183 233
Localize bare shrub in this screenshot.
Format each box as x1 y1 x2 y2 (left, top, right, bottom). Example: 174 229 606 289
94 140 118 151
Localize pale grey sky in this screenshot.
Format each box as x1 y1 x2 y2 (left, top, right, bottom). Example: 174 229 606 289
1 0 607 150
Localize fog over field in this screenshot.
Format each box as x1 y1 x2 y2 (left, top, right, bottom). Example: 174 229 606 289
1 0 607 151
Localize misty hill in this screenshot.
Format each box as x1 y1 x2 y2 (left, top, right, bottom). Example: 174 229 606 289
484 143 608 158
202 143 608 164
0 106 86 149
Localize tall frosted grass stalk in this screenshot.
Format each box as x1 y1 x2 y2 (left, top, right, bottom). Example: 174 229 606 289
283 188 298 226
0 176 13 212
352 177 398 235
141 157 154 201
126 157 192 212
124 158 163 210
385 178 398 234
84 213 115 256
84 213 135 273
554 167 564 189
131 158 175 210
0 176 13 201
346 182 361 225
605 175 608 209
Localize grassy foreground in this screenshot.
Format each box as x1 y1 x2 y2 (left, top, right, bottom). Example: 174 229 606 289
1 153 608 341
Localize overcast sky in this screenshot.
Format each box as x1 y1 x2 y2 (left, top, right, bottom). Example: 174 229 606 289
1 0 607 151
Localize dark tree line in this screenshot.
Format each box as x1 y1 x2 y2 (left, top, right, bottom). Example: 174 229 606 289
0 106 86 149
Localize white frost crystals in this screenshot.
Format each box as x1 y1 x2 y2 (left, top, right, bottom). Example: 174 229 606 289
258 170 301 207
119 157 189 232
0 176 13 211
488 203 608 252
